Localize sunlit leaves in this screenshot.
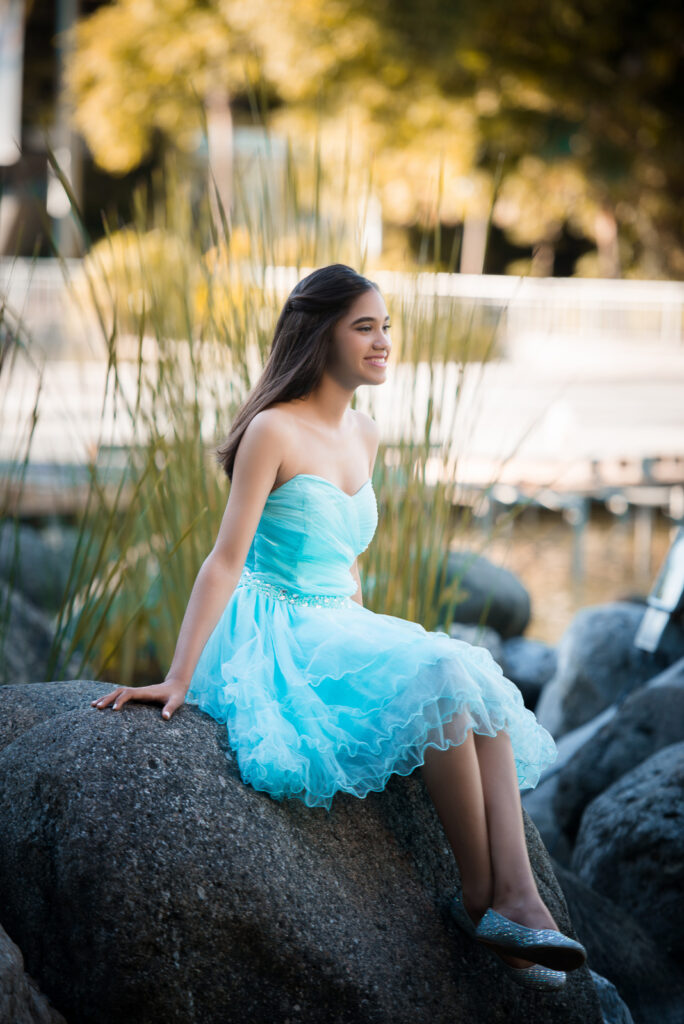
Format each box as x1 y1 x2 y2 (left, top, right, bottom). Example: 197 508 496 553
64 0 684 276
65 0 248 172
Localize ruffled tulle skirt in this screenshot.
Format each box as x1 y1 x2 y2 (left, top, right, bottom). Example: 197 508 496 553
184 586 558 811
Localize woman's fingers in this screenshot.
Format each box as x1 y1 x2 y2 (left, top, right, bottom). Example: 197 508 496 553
110 689 134 710
91 686 139 710
91 688 124 709
90 683 177 712
161 690 186 720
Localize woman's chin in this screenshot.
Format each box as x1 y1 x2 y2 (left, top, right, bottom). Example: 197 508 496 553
362 368 387 383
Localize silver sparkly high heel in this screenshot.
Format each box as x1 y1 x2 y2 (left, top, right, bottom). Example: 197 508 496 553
474 906 587 972
450 893 567 992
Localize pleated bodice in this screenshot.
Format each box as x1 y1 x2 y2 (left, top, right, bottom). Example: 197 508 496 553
239 473 378 600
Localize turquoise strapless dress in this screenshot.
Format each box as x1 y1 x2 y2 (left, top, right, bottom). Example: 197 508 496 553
185 474 557 810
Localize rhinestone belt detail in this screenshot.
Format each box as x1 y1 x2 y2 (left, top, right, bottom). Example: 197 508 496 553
236 567 353 608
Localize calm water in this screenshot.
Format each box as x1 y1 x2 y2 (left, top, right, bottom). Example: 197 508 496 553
453 505 676 646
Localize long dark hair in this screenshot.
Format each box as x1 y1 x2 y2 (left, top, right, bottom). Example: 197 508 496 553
215 263 380 479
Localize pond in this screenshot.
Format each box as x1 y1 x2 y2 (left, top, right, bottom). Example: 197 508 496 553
456 502 676 645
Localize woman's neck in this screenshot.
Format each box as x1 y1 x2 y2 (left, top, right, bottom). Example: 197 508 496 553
291 377 355 431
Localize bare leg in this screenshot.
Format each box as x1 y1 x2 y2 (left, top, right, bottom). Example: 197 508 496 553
420 731 494 919
421 728 559 969
472 731 559 930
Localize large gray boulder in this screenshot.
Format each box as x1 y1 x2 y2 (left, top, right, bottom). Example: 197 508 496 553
0 520 78 613
0 924 66 1024
551 858 684 1024
436 550 531 638
446 621 504 665
535 602 684 738
571 743 684 966
521 703 622 867
553 684 684 844
0 581 81 686
501 636 558 711
0 681 602 1024
645 654 684 690
0 680 104 751
0 581 57 686
520 774 572 866
587 970 634 1024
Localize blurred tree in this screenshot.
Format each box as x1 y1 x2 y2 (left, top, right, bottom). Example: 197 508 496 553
396 0 683 277
64 0 253 173
64 0 683 278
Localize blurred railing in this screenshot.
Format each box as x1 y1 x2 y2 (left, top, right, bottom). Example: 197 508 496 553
267 264 684 349
0 257 82 313
2 258 683 358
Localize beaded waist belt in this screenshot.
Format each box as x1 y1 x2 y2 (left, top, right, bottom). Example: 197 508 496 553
236 567 353 608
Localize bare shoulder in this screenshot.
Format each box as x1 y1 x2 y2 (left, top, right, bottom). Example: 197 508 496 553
240 406 293 451
352 408 380 442
245 405 292 434
231 408 294 488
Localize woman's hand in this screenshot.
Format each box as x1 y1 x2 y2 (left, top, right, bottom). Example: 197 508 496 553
90 676 189 720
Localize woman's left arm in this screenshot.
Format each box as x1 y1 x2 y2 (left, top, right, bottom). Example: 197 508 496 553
350 559 363 606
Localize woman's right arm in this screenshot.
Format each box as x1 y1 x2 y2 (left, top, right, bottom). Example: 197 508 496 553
91 409 287 719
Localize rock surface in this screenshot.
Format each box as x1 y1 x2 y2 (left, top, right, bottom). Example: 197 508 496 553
0 581 81 686
644 654 684 691
437 550 531 638
587 969 635 1024
571 743 684 966
521 704 620 867
0 923 66 1024
0 680 602 1024
520 773 572 866
587 970 635 1024
554 685 684 844
445 621 503 665
551 857 684 1024
535 602 684 737
501 635 557 711
0 581 56 686
0 520 77 613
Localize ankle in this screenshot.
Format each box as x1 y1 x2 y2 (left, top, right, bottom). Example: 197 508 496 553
490 894 560 932
492 879 540 909
461 885 493 924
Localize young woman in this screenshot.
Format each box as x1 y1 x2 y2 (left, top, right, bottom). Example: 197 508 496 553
91 263 586 990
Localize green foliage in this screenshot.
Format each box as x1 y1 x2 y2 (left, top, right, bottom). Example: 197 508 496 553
64 0 684 277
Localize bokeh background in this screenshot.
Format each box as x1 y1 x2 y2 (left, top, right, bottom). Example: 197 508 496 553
1 0 683 684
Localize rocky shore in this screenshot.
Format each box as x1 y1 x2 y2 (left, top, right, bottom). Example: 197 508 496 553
1 532 682 1023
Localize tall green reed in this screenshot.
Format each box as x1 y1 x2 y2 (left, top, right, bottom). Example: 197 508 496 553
0 290 44 681
1 111 537 686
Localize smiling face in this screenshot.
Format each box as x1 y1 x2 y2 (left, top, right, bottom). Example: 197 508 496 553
327 287 391 388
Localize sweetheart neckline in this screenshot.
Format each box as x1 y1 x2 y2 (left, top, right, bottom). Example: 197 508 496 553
268 473 373 500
